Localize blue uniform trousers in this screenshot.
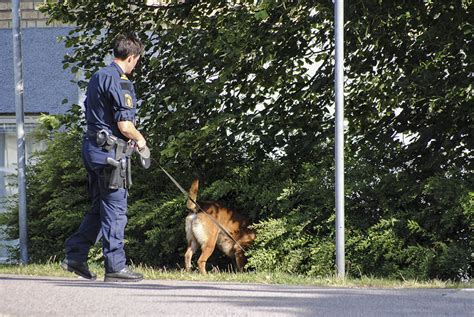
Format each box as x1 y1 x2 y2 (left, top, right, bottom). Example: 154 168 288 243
64 137 128 273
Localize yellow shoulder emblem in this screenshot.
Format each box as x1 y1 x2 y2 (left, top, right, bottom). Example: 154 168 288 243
121 74 129 80
124 93 133 108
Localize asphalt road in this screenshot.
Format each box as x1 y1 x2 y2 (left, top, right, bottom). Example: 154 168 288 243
0 274 472 317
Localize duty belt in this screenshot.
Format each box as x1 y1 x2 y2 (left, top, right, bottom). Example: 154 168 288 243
86 129 133 189
86 130 131 153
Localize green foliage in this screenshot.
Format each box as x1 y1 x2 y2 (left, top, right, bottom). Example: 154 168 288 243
0 110 87 263
3 0 468 281
126 197 187 267
247 217 335 276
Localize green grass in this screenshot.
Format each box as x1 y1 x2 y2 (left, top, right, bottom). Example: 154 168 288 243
0 262 471 289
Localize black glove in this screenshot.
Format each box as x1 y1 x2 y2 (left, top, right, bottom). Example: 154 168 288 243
136 146 151 169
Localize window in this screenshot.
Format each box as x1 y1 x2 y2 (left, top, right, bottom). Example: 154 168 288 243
0 116 45 262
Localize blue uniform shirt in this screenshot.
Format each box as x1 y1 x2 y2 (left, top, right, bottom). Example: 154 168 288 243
84 62 137 141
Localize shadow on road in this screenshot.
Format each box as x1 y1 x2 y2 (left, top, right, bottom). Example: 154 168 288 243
1 275 472 317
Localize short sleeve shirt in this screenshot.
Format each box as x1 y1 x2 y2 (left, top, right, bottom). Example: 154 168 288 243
84 62 137 141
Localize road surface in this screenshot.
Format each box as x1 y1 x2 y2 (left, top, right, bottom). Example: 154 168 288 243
0 274 472 316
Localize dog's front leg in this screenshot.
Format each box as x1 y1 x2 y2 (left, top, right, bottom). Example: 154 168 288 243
235 249 247 272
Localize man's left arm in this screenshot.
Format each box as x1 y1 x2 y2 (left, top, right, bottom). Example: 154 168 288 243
117 121 146 149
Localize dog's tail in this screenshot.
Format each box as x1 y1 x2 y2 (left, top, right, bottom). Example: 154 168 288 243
186 178 199 211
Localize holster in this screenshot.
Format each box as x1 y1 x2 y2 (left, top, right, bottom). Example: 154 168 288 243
104 157 129 190
91 129 133 190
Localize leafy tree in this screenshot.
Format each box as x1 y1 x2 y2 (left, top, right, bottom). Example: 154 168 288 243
2 0 471 280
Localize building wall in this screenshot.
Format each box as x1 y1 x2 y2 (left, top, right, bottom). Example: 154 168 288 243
0 0 71 29
0 0 78 114
0 0 78 262
0 27 79 114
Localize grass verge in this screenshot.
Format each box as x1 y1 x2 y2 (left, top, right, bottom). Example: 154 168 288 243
0 262 471 289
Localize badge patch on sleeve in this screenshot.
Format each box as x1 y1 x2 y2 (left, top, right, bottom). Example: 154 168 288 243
124 93 133 108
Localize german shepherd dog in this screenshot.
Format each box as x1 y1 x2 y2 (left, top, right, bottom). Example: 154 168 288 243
184 179 256 274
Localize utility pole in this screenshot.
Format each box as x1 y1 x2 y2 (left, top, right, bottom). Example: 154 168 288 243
334 0 345 278
11 0 28 265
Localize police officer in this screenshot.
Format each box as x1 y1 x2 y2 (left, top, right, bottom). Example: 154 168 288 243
61 34 146 282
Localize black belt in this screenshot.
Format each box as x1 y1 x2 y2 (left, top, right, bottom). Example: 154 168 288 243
85 130 131 152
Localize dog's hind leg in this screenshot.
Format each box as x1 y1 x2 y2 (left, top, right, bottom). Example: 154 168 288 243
184 239 197 271
197 233 218 274
185 214 199 271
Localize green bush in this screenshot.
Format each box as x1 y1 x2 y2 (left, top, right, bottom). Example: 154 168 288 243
2 125 472 281
0 114 88 263
2 0 472 282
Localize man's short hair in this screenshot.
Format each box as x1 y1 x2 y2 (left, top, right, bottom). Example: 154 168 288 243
113 33 144 59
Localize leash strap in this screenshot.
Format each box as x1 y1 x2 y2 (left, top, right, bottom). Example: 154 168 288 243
160 166 189 197
158 165 246 253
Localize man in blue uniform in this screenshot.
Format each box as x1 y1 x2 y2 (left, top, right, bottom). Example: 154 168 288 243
61 34 147 282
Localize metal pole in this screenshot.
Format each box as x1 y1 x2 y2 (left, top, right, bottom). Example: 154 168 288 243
12 0 28 265
334 0 345 278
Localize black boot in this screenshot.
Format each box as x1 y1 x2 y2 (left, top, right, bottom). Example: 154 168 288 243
104 266 143 282
61 258 97 280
